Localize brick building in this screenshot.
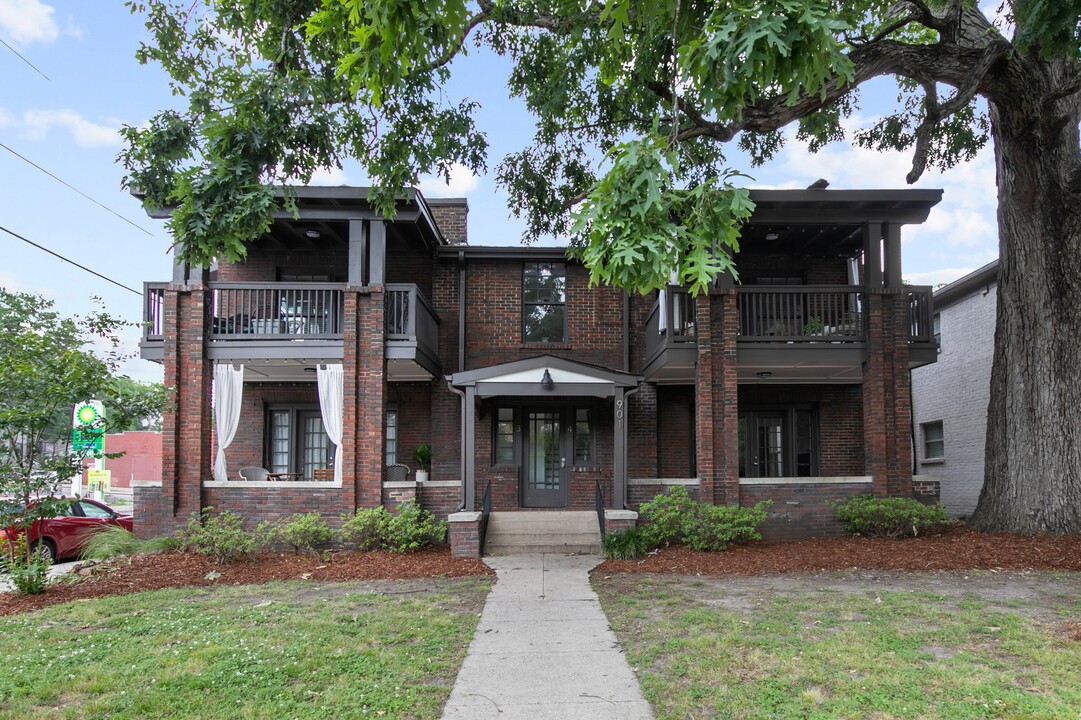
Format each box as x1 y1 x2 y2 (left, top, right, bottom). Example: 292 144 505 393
135 186 942 551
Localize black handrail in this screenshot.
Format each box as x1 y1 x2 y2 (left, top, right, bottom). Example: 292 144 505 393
479 481 492 554
595 479 606 539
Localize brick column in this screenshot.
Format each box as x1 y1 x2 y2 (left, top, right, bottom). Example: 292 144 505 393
448 511 482 557
342 287 385 510
695 294 716 503
159 285 212 531
862 290 913 498
696 291 740 506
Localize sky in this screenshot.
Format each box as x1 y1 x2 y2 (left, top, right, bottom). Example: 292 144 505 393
0 1 1000 384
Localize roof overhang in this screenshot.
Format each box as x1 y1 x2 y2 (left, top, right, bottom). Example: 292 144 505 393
746 188 943 225
448 355 641 398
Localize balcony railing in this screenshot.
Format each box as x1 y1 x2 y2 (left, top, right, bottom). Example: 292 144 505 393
143 282 166 341
907 286 935 344
385 283 440 360
209 283 345 339
643 286 698 365
737 285 865 342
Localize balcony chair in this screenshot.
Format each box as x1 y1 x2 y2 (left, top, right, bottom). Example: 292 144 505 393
238 466 270 482
312 468 334 481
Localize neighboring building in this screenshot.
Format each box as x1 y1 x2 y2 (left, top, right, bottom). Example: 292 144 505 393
134 186 942 552
101 431 163 490
911 261 998 517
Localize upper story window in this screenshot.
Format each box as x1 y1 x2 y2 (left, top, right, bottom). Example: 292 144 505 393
923 421 944 460
933 313 941 350
523 263 566 343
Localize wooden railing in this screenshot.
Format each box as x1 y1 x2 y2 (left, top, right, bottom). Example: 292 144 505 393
209 283 344 339
643 286 698 364
385 283 440 356
907 286 935 344
737 285 865 342
143 282 166 341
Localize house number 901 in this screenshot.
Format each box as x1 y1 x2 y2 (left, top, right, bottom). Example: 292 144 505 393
615 399 624 428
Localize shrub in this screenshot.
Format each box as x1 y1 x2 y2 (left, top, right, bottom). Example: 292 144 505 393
257 512 333 553
684 501 772 551
339 507 390 551
0 535 52 594
382 500 446 553
180 507 256 563
638 485 698 547
639 486 772 552
834 495 948 538
81 526 178 560
602 527 650 560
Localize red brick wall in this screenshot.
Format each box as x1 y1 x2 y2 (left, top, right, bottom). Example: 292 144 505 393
862 291 913 497
203 485 347 530
386 249 434 299
428 201 468 245
628 483 701 510
740 481 869 540
101 432 163 488
215 250 347 282
385 383 432 474
657 386 695 477
735 254 849 285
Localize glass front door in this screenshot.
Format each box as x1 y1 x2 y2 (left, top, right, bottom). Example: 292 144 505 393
522 410 569 507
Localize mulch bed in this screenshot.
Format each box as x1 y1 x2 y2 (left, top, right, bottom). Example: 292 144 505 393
0 546 493 618
4 527 1080 617
596 525 1081 576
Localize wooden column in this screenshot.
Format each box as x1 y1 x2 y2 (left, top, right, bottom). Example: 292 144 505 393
463 385 476 511
613 387 627 509
884 222 903 289
863 222 883 289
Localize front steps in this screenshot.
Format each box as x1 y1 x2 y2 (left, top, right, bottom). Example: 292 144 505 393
483 511 602 555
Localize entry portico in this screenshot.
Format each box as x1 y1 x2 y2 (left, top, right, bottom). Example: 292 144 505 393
447 355 641 512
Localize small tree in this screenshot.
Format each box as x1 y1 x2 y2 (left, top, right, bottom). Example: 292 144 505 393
0 291 169 572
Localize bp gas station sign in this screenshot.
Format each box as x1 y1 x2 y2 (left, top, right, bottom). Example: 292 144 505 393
72 401 105 455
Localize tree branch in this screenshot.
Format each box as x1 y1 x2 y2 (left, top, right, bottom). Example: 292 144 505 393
423 8 493 72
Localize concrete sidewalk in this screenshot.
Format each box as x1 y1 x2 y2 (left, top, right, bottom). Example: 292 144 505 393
441 554 653 719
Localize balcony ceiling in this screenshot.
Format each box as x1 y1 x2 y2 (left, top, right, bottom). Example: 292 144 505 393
740 223 862 258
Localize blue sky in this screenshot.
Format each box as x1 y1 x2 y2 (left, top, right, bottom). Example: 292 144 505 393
1 1 999 382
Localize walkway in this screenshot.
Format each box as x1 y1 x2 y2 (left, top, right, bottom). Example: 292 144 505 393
441 554 654 719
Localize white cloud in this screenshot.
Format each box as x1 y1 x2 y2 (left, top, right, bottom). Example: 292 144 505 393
904 267 984 288
417 163 479 197
21 109 121 148
307 165 349 186
0 0 58 46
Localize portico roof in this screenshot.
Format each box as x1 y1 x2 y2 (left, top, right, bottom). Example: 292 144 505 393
448 355 641 398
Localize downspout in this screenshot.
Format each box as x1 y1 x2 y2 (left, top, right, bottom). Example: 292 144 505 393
623 291 630 373
446 380 468 511
458 250 466 373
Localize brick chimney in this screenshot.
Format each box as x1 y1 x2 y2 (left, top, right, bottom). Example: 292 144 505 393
426 198 469 245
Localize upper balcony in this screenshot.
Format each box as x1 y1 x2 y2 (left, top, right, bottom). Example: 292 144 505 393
640 285 936 383
141 281 440 381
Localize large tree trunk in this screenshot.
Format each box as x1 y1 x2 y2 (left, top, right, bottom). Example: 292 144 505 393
969 58 1081 534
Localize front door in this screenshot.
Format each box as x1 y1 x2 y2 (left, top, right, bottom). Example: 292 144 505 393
522 409 569 507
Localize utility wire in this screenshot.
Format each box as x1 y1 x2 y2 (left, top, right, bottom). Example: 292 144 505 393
0 36 50 80
0 224 142 296
0 141 154 236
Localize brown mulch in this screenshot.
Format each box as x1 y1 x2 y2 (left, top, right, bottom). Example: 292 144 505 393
5 527 1080 618
0 546 493 618
596 526 1081 576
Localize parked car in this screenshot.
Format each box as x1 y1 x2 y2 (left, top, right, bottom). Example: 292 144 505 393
0 497 133 562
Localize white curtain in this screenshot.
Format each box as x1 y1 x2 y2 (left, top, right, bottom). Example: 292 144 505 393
316 363 344 483
212 364 245 483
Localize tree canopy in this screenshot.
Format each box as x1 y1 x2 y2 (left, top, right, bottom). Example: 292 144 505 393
123 0 1081 533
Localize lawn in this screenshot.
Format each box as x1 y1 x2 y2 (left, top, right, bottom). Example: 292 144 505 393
0 576 492 719
595 571 1081 720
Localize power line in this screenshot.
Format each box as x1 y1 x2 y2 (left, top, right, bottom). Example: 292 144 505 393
0 36 50 81
0 141 154 236
0 224 142 296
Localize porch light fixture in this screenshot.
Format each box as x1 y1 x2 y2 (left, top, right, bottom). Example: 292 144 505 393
541 368 554 390
764 231 780 241
304 228 322 239
756 371 773 378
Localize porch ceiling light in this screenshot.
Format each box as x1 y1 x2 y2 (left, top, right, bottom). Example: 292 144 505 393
756 371 773 378
541 368 554 390
304 228 322 239
764 231 780 241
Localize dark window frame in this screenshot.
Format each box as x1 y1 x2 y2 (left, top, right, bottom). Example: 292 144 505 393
573 407 595 465
522 262 567 343
490 402 599 467
922 420 945 460
492 407 518 466
386 407 398 465
738 405 819 478
264 403 334 479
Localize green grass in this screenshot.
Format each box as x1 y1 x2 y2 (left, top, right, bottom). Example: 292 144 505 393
0 577 492 719
595 575 1081 720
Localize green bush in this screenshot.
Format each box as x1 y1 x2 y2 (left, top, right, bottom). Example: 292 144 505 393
180 507 256 564
0 535 52 594
382 500 446 553
339 507 391 551
257 512 333 553
834 495 948 538
602 527 650 560
638 485 699 547
684 502 772 551
81 526 178 560
639 486 771 552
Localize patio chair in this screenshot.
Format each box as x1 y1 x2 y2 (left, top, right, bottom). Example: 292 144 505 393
384 463 410 483
238 466 270 482
312 468 334 481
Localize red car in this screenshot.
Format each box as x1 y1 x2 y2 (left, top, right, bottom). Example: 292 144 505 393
0 498 133 562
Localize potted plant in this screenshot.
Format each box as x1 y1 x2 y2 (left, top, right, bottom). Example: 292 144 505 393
414 443 432 483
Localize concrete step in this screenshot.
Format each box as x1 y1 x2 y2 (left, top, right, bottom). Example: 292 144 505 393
484 511 601 556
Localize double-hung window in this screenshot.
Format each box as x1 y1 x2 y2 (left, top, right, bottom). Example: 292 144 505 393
523 263 566 343
922 421 944 460
266 405 334 480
